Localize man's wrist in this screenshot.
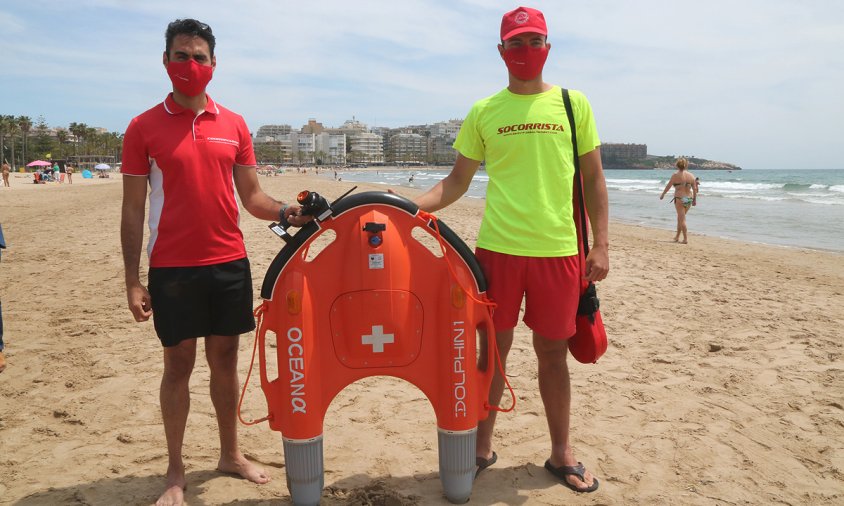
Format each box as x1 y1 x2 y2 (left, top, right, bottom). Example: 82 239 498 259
278 203 291 225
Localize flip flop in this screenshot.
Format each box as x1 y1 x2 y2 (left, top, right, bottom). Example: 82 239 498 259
475 452 498 479
544 460 599 493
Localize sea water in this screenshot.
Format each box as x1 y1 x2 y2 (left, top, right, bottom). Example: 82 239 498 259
326 168 844 253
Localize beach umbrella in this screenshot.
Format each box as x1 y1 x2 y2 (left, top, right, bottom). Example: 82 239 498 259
26 160 52 167
94 163 111 170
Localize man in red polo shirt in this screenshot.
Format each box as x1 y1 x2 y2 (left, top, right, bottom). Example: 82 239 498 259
120 19 307 506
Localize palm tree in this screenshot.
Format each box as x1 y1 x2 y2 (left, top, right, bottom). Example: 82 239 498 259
68 122 88 156
84 126 98 155
33 116 52 160
17 116 32 165
0 115 12 165
315 150 327 166
105 131 123 161
93 131 120 160
55 128 68 159
1 116 21 169
87 129 100 155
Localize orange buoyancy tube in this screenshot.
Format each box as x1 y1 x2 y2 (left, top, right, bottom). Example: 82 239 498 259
254 191 496 505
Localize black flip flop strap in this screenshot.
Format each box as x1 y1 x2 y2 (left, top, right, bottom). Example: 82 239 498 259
559 463 587 481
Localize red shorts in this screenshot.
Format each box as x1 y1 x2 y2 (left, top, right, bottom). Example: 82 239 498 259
475 248 580 339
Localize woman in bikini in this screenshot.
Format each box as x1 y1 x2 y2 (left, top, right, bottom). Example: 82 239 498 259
659 158 698 243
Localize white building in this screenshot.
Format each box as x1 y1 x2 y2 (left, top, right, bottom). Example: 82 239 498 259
388 132 427 164
430 119 463 139
268 134 295 163
339 117 368 135
315 132 347 165
255 124 293 139
429 119 463 164
294 133 316 164
349 132 384 164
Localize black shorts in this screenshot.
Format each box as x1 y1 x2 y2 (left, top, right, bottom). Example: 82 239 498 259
148 258 256 347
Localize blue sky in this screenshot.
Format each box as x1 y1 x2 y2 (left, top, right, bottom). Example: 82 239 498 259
2 0 842 170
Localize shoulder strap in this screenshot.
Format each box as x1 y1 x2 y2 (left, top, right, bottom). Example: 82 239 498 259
562 88 589 256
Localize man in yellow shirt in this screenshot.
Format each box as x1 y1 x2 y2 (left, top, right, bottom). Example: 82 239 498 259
414 6 608 493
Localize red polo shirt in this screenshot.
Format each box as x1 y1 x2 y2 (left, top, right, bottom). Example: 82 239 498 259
121 94 257 267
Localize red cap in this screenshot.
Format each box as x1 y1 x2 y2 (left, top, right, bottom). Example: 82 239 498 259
500 6 547 41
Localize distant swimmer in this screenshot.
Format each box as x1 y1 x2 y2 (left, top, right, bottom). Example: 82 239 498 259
659 158 698 243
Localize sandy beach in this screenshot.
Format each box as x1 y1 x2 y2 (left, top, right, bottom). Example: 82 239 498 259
0 173 842 505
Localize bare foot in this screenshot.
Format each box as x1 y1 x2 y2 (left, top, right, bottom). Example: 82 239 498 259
156 465 186 506
218 453 270 484
681 239 688 244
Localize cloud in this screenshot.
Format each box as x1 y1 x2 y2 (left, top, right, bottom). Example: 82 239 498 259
0 10 25 33
1 0 842 168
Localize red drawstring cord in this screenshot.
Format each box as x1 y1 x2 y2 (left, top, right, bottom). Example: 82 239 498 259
418 210 516 413
484 336 516 413
237 302 271 426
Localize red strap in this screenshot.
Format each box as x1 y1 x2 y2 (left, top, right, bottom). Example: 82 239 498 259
420 210 516 413
237 302 270 426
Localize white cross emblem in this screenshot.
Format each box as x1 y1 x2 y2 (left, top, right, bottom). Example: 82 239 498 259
361 325 394 353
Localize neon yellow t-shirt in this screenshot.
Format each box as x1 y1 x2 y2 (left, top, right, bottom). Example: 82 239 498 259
454 85 600 257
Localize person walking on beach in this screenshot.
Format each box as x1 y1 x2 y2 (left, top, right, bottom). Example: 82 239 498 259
65 164 73 184
0 222 7 373
413 6 608 493
659 157 697 243
120 19 308 506
2 162 10 187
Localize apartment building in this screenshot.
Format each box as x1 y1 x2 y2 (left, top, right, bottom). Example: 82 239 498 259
349 132 384 164
301 119 325 135
254 116 467 165
387 132 427 164
430 119 463 139
338 117 368 136
602 143 647 161
427 119 462 164
315 132 347 165
255 124 292 140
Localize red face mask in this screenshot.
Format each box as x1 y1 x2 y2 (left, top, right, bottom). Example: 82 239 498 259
166 59 213 97
501 45 549 81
